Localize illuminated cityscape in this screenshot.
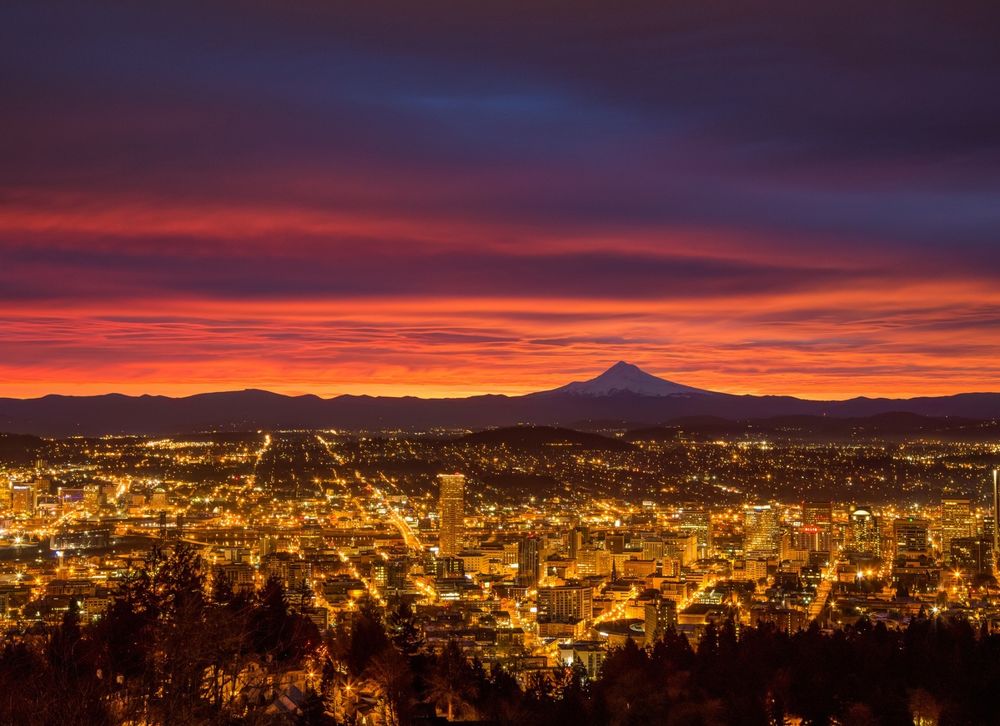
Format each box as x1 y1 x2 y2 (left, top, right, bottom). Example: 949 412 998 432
4 1 1000 723
1 414 999 722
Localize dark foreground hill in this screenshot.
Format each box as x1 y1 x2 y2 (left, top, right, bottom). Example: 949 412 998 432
0 433 45 465
458 425 634 451
626 412 1000 443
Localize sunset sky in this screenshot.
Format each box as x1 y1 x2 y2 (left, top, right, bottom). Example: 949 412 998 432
3 1 1000 400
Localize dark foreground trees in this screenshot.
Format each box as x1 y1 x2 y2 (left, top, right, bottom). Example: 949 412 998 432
0 545 320 725
1 547 998 724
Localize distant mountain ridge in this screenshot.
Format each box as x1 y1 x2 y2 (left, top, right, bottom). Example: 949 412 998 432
0 362 998 436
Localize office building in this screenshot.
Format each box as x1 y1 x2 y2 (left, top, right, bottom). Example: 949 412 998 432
435 556 464 580
940 499 972 562
744 504 780 558
849 506 880 557
568 526 587 559
641 538 664 561
517 536 541 586
663 532 698 565
951 536 993 576
437 473 465 557
801 500 833 553
678 505 712 558
993 470 1000 576
893 517 929 557
644 598 678 646
537 583 593 621
10 484 35 515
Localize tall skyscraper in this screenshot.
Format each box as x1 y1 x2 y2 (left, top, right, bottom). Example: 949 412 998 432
744 504 780 558
517 536 541 587
567 526 587 559
10 483 35 515
848 506 880 557
801 500 833 553
993 469 1000 576
940 498 972 562
678 505 712 558
437 473 465 557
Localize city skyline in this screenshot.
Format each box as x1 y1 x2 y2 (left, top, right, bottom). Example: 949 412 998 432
2 426 999 723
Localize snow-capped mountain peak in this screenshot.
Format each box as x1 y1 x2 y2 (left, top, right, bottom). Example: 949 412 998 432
545 361 712 397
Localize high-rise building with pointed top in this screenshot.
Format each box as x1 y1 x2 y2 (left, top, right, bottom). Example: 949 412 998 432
437 473 465 557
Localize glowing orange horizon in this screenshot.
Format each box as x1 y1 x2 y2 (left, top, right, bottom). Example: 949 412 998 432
4 196 1000 403
1 365 995 401
3 286 999 401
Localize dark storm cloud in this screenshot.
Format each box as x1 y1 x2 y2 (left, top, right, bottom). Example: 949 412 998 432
0 238 855 301
3 0 1000 256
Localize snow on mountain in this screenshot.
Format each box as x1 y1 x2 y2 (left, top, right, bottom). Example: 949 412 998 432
543 361 713 397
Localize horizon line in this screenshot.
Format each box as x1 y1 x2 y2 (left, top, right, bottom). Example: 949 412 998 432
2 384 997 404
